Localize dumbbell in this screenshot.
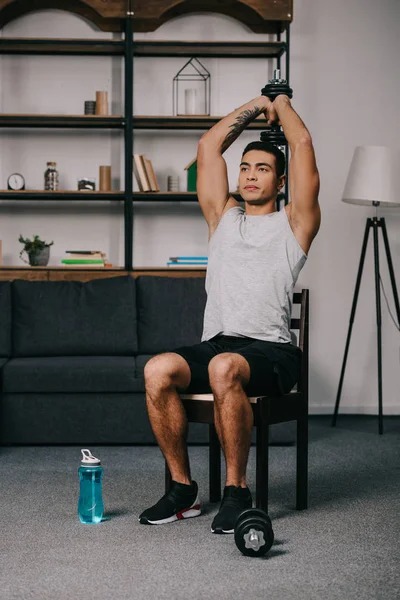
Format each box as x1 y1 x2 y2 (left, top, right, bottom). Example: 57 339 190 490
234 508 274 557
260 69 293 148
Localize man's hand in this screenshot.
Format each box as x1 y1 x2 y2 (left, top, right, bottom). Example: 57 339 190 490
263 96 282 127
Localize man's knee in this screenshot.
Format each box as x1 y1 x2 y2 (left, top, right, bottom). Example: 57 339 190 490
144 353 191 391
208 353 250 388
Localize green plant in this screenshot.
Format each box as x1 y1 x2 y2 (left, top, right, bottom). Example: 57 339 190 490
19 234 54 265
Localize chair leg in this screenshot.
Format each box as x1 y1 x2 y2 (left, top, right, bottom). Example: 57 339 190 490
209 424 221 502
165 460 172 494
296 415 308 510
256 417 269 513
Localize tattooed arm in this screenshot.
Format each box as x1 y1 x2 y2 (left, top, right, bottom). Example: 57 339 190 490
196 96 274 228
200 95 272 154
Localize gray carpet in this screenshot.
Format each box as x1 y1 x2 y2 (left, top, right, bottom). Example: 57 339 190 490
0 416 399 600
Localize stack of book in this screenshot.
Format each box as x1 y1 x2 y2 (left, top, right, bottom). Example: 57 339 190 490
167 256 208 267
133 154 160 192
61 250 108 268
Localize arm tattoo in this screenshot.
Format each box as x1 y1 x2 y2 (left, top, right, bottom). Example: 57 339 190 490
221 106 262 153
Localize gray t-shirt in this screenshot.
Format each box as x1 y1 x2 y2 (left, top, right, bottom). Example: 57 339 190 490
201 205 307 343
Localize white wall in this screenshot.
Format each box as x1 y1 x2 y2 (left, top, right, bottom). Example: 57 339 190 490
0 1 399 415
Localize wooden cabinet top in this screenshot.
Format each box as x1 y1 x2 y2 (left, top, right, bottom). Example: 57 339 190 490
0 1 293 33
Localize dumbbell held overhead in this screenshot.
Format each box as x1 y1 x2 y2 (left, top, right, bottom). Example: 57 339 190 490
261 69 293 102
260 69 293 148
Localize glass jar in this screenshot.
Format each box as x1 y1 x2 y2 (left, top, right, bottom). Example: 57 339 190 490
44 161 59 191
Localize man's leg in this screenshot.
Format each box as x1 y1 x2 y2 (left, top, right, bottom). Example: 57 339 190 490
144 352 193 485
208 353 253 488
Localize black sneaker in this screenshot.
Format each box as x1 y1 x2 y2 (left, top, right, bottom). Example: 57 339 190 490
139 480 201 525
211 485 252 534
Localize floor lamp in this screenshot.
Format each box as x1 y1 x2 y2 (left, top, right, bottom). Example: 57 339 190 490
331 146 400 434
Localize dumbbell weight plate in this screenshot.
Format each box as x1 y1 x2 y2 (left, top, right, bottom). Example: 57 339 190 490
234 508 274 557
260 128 287 146
261 82 293 102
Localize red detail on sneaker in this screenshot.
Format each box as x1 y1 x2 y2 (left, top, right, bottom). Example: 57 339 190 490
176 504 201 520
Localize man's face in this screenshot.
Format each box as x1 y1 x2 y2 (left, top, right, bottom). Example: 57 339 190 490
238 150 282 205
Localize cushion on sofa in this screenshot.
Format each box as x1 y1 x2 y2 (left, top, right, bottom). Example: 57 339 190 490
2 356 144 393
136 276 207 354
12 276 138 357
0 357 9 390
0 281 12 357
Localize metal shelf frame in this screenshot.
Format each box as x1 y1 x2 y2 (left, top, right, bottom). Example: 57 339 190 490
0 16 291 271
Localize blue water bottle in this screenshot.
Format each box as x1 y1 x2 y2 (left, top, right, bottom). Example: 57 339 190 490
78 449 104 524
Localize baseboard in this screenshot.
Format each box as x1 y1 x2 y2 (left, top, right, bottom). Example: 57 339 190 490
309 406 400 416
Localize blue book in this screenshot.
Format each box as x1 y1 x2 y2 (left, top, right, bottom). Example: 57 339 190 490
169 256 208 261
167 260 207 267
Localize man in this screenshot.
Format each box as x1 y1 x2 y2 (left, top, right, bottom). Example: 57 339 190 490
139 93 320 533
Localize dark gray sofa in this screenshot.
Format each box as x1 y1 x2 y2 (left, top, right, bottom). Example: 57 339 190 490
0 275 295 445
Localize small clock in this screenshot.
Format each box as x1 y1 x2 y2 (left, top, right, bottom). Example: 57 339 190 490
7 173 25 190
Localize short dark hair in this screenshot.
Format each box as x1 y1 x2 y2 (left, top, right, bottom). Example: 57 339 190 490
241 141 286 178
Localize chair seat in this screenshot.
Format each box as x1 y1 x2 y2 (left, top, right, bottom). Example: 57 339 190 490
180 391 296 404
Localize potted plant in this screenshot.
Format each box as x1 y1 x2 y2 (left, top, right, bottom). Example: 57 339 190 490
19 235 54 266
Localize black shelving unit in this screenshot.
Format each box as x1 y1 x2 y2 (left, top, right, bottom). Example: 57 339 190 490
0 18 290 271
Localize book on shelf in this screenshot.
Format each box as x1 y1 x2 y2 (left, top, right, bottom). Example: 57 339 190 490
169 256 207 261
62 249 108 267
65 250 104 255
62 259 105 264
61 263 106 268
143 157 160 192
167 262 207 267
65 255 105 261
133 154 151 192
133 154 160 192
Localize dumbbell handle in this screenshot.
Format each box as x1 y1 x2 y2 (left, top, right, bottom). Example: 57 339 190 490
261 69 293 102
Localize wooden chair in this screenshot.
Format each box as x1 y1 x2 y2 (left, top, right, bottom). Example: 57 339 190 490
165 289 309 514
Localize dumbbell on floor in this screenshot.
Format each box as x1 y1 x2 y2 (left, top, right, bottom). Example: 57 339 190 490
234 508 274 557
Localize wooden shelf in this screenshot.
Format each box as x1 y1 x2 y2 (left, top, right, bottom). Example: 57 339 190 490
0 190 125 201
0 114 125 128
0 266 205 270
133 115 269 130
132 192 243 202
133 40 286 58
0 192 243 202
0 1 293 34
0 38 125 55
0 266 125 270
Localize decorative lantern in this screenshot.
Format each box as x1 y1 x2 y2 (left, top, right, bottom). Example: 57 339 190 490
173 57 211 116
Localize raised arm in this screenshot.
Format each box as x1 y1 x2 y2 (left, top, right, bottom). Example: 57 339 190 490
196 95 273 228
272 94 321 236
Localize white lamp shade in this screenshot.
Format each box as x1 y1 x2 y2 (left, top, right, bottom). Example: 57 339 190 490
342 146 400 207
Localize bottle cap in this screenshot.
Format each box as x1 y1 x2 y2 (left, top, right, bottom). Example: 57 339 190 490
47 161 57 166
80 448 101 465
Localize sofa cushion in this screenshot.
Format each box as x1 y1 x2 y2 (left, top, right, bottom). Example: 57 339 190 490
0 281 12 357
12 276 138 357
0 357 9 390
135 354 152 379
3 356 144 393
137 276 206 354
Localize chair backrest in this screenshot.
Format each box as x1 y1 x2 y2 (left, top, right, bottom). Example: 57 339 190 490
290 289 309 396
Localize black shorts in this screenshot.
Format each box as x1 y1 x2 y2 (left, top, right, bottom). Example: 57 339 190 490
171 334 302 397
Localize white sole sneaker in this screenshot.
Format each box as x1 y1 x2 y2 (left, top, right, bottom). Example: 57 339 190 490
139 495 201 525
211 526 234 534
